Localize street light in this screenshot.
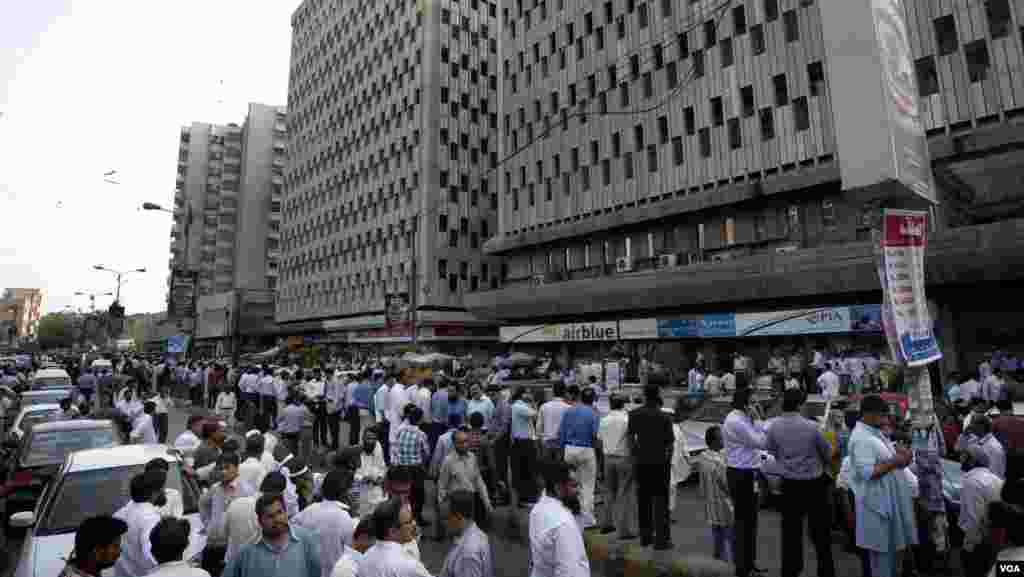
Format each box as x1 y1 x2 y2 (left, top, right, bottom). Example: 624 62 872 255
92 266 146 303
142 202 172 213
74 291 113 312
144 200 197 355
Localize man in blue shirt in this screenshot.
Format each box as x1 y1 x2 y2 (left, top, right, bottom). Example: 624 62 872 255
560 387 601 527
510 388 539 506
223 493 321 577
77 368 97 407
448 383 468 429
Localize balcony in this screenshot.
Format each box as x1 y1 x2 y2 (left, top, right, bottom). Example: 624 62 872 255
465 219 1024 321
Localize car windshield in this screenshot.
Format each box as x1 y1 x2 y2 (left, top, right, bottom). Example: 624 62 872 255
24 392 72 406
19 410 60 437
691 402 734 423
21 428 120 468
37 463 199 535
33 377 71 389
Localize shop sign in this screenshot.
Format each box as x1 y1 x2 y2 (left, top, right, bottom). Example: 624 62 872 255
385 292 411 328
618 318 658 340
166 335 189 354
736 308 850 337
700 314 736 337
657 317 702 338
349 324 413 343
499 322 619 343
656 315 737 338
881 209 941 366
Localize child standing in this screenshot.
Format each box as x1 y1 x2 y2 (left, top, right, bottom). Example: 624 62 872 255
698 425 735 563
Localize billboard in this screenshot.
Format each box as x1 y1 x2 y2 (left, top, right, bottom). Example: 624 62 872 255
499 322 619 343
385 292 411 329
169 270 197 319
820 0 935 202
881 209 941 366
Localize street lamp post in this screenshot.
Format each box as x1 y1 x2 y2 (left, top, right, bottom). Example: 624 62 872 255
143 201 197 355
92 266 146 304
74 291 113 312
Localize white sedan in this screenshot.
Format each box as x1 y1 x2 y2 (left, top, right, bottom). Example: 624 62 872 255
11 444 207 577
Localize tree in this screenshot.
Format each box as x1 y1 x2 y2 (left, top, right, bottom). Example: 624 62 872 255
37 313 74 350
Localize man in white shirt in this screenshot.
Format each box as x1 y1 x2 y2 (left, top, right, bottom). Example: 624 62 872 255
130 401 159 444
149 387 172 443
147 517 211 577
704 371 722 397
238 434 268 491
113 471 167 577
597 395 637 538
960 446 1004 576
374 376 391 460
388 377 409 447
817 367 840 399
357 497 432 577
721 371 737 392
331 518 374 577
354 428 388 517
529 460 590 577
258 367 278 430
174 415 205 460
539 383 572 462
292 470 357 577
117 388 144 422
414 381 433 424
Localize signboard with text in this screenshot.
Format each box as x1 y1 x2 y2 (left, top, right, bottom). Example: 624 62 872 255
882 209 941 366
499 322 619 343
385 292 411 330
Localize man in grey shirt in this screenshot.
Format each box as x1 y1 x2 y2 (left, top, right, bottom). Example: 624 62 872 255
765 388 835 577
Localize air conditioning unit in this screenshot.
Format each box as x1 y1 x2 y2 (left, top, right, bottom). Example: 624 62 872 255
658 253 678 268
775 244 799 254
615 257 632 273
688 252 703 265
532 274 546 286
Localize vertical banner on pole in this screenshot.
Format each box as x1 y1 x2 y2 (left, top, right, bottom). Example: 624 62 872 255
881 209 942 367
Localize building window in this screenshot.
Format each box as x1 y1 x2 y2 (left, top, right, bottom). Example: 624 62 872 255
916 57 939 96
773 74 788 107
704 20 716 47
624 152 635 179
783 10 799 42
764 0 778 22
438 259 448 278
647 145 658 172
987 0 1011 38
699 128 711 158
741 85 755 117
639 1 649 28
822 199 836 229
760 107 775 140
808 61 825 97
684 106 696 134
733 5 747 34
672 136 684 165
934 15 958 56
438 213 448 232
711 97 724 126
602 159 611 185
658 115 669 144
787 98 807 133
751 24 765 55
965 40 991 82
721 38 734 67
642 72 653 99
728 118 742 149
693 50 705 78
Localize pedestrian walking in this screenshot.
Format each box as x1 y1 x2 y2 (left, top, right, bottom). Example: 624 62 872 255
147 517 211 577
277 394 308 458
112 471 167 577
848 394 917 577
392 406 431 525
440 490 495 577
539 384 571 463
723 387 768 577
960 445 1004 576
199 452 256 576
216 386 237 431
559 386 600 528
698 426 734 563
353 428 387 517
628 385 674 550
222 493 322 577
58 515 128 577
598 394 637 538
130 401 158 444
529 460 591 577
258 367 277 430
150 387 172 443
509 388 539 506
438 430 493 531
764 388 835 577
358 497 432 577
292 470 357 577
238 434 269 491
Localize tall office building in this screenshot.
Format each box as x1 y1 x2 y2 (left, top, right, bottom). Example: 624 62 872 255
277 0 502 348
466 0 1024 374
170 104 286 352
171 104 286 295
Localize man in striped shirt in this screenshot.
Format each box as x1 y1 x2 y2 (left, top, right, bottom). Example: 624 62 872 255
392 406 431 526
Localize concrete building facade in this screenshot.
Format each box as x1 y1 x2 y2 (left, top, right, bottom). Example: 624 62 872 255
0 288 47 345
170 104 286 344
465 0 1024 375
277 0 502 349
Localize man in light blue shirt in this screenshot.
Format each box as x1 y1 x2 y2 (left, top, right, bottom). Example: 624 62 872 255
466 384 495 432
510 389 538 505
722 388 767 577
441 490 495 577
222 493 321 577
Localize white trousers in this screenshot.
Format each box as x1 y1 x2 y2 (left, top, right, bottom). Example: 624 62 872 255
564 445 597 527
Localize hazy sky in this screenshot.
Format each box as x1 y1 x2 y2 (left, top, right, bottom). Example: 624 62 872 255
0 0 301 315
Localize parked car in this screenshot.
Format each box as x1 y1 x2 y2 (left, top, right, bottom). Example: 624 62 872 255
28 369 72 391
6 403 61 442
10 444 206 577
1 419 121 535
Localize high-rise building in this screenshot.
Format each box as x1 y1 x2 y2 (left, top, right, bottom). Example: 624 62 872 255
278 0 502 348
170 104 286 349
466 0 1024 374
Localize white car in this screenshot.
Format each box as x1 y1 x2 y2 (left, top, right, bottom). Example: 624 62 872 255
29 369 72 391
11 444 207 577
7 403 61 441
90 359 113 370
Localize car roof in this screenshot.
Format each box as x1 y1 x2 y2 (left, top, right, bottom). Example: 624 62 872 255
28 419 115 433
34 368 69 378
18 403 60 414
21 389 73 397
66 444 181 472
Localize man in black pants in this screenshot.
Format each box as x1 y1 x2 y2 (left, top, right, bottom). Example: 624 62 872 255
627 384 674 549
723 387 768 577
764 388 835 577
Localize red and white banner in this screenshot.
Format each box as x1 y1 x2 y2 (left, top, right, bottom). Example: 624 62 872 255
881 209 941 366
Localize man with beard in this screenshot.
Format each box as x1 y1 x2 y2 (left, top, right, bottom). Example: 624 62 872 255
358 497 432 577
441 490 495 577
223 493 322 577
528 460 590 577
438 430 493 533
113 471 169 577
59 515 129 577
199 452 257 575
354 428 388 516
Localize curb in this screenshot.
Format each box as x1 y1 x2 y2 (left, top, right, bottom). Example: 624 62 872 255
489 507 732 577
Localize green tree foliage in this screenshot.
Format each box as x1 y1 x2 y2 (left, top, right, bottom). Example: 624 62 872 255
37 313 73 350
